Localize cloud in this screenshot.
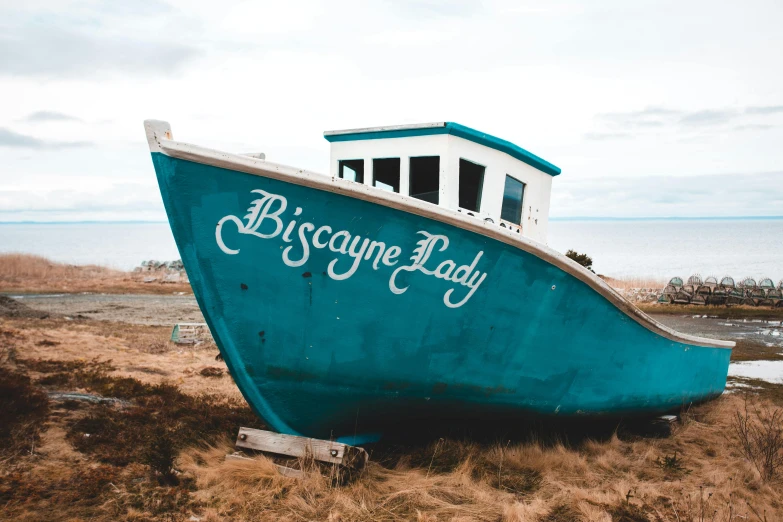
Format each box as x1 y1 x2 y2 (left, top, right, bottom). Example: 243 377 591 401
583 132 633 141
22 111 82 123
0 27 199 78
551 171 783 218
385 0 480 18
0 128 92 149
93 0 175 18
734 124 775 131
745 105 783 115
598 106 684 129
679 109 737 126
0 180 166 227
593 104 783 136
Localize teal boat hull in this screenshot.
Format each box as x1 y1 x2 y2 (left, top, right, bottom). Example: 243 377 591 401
149 145 731 442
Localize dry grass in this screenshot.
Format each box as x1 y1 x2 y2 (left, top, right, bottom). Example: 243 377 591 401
0 253 119 280
637 303 783 320
604 277 667 291
0 253 192 295
139 397 783 521
2 317 783 521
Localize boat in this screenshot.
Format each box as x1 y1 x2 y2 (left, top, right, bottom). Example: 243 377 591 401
144 120 734 442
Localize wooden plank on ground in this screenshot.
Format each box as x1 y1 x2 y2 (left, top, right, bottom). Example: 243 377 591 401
274 465 305 478
225 451 252 461
235 427 368 470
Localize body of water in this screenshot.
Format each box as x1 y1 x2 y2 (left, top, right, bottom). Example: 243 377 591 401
548 218 783 282
1 219 781 281
0 223 180 270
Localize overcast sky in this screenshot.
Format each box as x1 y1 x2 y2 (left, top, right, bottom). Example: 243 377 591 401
1 0 782 221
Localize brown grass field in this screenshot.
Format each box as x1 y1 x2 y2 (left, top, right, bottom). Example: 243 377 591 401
1 317 782 521
0 254 192 295
2 256 783 521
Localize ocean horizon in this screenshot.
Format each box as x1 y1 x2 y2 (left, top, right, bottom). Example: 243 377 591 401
1 218 781 282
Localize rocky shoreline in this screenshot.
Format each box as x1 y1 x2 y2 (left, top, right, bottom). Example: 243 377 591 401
134 259 189 284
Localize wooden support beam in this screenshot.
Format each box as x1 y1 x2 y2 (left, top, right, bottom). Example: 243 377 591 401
235 427 368 470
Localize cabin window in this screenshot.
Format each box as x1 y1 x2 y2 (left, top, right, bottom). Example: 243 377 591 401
372 158 400 193
500 175 525 225
409 156 440 204
458 159 484 212
338 159 364 183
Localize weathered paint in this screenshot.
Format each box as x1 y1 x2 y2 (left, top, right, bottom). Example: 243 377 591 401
148 126 732 441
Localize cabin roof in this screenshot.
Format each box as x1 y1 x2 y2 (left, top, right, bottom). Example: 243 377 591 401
323 122 561 177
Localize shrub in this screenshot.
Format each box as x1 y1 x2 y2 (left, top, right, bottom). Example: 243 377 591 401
0 253 117 280
732 398 783 482
565 249 593 271
142 425 179 484
0 366 49 458
656 451 690 477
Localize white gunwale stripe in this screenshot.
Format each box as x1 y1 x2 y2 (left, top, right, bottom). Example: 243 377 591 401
145 121 734 350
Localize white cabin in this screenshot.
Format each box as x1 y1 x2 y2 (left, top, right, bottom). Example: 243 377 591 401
324 122 561 244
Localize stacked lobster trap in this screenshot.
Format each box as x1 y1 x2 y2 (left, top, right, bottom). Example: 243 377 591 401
658 275 783 307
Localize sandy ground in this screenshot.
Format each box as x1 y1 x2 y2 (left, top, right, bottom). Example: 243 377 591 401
8 293 204 326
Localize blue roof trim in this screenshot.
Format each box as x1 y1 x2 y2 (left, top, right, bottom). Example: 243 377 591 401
323 122 562 176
